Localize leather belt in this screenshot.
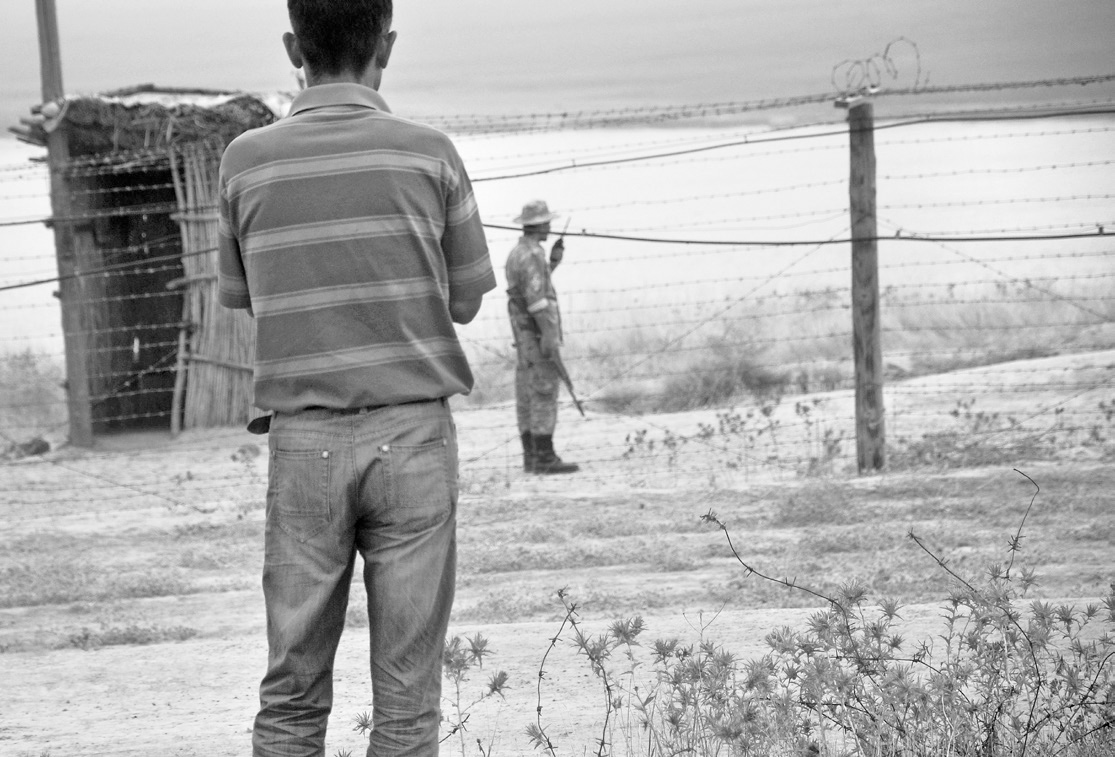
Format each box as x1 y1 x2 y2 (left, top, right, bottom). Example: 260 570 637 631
247 398 440 435
302 403 390 415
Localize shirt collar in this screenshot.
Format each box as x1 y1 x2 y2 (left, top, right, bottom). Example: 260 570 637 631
287 82 392 117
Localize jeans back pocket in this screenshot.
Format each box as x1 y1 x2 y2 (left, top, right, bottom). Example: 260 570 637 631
267 448 332 542
382 438 454 532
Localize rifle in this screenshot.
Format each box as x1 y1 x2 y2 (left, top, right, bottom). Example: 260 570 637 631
550 218 571 269
549 219 581 414
551 352 585 417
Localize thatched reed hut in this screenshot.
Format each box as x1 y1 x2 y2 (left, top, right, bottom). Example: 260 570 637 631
12 85 287 436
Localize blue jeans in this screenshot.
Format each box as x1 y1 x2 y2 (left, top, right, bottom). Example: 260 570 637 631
252 399 457 757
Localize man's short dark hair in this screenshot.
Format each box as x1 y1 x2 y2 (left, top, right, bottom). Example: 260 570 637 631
288 0 393 76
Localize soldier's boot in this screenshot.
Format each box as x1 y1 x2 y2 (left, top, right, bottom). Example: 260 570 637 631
532 434 580 474
520 432 536 472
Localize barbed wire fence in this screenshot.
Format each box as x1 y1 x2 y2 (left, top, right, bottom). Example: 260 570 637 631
1 76 1113 517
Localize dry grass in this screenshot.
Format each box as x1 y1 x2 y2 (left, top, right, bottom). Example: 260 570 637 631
2 274 1109 446
2 464 1112 650
66 622 198 650
458 278 1115 416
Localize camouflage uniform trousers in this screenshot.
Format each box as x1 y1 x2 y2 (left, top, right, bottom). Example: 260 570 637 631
512 323 560 436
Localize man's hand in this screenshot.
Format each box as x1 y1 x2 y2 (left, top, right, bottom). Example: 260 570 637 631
549 238 564 269
449 295 483 324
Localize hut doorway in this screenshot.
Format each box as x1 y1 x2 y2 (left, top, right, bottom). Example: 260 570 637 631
85 167 184 432
14 86 278 443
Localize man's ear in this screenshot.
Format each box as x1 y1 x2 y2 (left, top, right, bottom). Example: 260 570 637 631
375 30 397 70
282 31 304 69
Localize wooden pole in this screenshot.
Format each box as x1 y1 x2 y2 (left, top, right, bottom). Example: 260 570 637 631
846 98 885 472
37 0 94 447
170 325 188 436
36 0 64 98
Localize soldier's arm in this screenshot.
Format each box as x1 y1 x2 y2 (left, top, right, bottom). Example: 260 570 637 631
522 252 554 320
526 256 561 357
549 238 564 271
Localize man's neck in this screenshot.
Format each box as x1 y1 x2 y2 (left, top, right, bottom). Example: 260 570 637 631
304 68 383 91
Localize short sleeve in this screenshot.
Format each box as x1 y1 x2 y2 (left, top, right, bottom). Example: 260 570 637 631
217 167 251 310
441 145 496 302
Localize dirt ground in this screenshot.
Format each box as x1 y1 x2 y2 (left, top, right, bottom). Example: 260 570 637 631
1 351 1113 757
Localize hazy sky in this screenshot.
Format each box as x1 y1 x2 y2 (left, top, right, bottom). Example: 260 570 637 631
3 0 1114 134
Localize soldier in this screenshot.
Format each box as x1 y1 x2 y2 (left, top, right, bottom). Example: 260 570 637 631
506 200 580 474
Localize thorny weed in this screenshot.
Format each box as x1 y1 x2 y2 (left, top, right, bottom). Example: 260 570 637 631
794 399 845 476
442 633 509 756
525 588 577 756
702 470 1115 756
701 401 784 471
341 635 508 757
623 397 845 476
353 710 373 738
330 712 373 757
622 394 1114 478
891 398 1115 470
527 589 652 757
525 470 1114 756
530 589 816 757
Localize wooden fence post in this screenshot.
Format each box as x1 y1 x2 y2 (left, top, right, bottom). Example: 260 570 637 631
844 97 885 472
36 0 94 447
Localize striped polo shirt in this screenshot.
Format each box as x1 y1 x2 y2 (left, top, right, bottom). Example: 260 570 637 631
217 83 496 412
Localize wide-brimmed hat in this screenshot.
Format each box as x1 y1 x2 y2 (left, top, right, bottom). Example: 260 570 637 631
513 199 560 227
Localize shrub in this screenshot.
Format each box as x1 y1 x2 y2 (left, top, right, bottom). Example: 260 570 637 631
699 473 1115 757
0 349 66 441
525 473 1115 756
659 349 788 412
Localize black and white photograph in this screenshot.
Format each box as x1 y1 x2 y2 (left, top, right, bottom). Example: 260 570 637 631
1 1 1113 755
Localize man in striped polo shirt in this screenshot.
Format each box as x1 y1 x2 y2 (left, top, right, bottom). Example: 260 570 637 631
217 2 496 755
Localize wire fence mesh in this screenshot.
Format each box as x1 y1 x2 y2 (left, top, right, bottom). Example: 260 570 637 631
1 82 1113 504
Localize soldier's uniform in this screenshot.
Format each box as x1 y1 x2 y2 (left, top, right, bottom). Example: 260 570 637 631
507 235 562 435
505 200 579 474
